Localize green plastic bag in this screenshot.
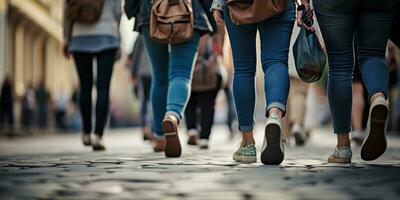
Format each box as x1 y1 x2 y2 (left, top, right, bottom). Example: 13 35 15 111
293 21 327 83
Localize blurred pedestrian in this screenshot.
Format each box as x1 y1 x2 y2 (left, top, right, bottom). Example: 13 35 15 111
185 34 223 149
211 0 297 165
222 36 238 138
21 83 36 130
63 0 122 151
310 0 400 163
128 35 154 141
127 0 215 157
35 80 50 128
0 76 14 131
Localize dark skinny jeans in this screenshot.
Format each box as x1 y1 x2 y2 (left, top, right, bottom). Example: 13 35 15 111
73 49 117 137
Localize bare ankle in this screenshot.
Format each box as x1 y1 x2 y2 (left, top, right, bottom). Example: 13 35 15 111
268 108 283 118
242 132 255 145
337 133 351 147
370 92 385 103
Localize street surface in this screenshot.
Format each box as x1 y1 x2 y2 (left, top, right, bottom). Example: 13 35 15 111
0 125 399 200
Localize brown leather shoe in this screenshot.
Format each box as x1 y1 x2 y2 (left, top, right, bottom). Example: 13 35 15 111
163 115 182 157
153 139 165 152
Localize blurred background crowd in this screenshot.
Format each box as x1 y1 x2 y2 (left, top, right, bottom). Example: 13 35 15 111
0 0 399 146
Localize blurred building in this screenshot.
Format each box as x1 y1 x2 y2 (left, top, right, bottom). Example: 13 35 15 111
0 0 76 97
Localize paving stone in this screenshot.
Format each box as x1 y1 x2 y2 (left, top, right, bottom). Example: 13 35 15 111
0 127 399 199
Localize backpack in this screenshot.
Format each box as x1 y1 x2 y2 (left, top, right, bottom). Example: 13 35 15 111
66 0 105 23
150 0 194 44
191 38 221 92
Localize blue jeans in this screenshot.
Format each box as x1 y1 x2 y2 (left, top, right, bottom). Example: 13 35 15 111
314 0 398 133
224 3 295 132
141 27 200 137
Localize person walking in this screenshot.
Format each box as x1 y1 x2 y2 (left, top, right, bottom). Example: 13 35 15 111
211 0 298 165
128 35 153 141
63 0 122 151
307 0 400 163
127 0 215 157
185 34 223 149
0 76 14 132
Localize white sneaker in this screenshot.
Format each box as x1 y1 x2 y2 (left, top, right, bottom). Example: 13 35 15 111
198 139 209 149
261 113 286 165
361 96 388 161
328 147 352 163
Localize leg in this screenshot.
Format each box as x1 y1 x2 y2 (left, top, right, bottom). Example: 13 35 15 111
224 8 258 144
73 52 94 135
94 49 117 137
258 6 295 118
288 77 308 145
257 5 295 165
184 92 198 131
167 31 201 120
185 92 199 145
356 4 396 160
140 76 152 128
141 27 170 137
314 3 356 141
198 89 219 140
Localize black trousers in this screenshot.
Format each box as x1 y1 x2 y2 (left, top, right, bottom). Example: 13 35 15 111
184 87 220 140
73 49 117 137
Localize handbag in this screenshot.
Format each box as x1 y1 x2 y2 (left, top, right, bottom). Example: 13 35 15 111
292 10 327 83
66 0 104 23
150 0 194 44
226 0 288 25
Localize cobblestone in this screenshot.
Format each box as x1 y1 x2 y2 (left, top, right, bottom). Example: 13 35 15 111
0 126 399 200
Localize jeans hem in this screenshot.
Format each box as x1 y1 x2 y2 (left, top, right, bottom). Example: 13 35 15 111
239 125 253 133
368 89 388 104
333 128 352 134
266 102 286 117
166 111 182 123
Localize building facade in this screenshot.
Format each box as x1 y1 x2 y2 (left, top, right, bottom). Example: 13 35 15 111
0 0 76 97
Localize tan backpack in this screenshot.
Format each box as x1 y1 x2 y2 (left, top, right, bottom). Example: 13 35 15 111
150 0 194 44
66 0 104 23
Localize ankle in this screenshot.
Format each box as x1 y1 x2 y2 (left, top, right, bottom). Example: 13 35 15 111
337 133 351 147
268 108 283 118
242 132 255 145
370 92 385 103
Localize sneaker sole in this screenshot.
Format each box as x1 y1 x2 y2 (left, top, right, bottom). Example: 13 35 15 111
361 104 388 161
163 119 182 158
328 156 351 164
240 156 257 164
261 124 284 165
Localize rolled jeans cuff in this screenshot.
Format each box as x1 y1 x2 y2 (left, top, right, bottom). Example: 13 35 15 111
239 124 253 133
166 111 181 123
266 102 286 117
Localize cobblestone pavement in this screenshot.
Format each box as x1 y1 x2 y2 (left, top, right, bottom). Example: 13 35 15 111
0 125 399 200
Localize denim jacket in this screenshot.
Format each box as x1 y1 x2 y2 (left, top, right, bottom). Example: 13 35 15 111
134 0 216 35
